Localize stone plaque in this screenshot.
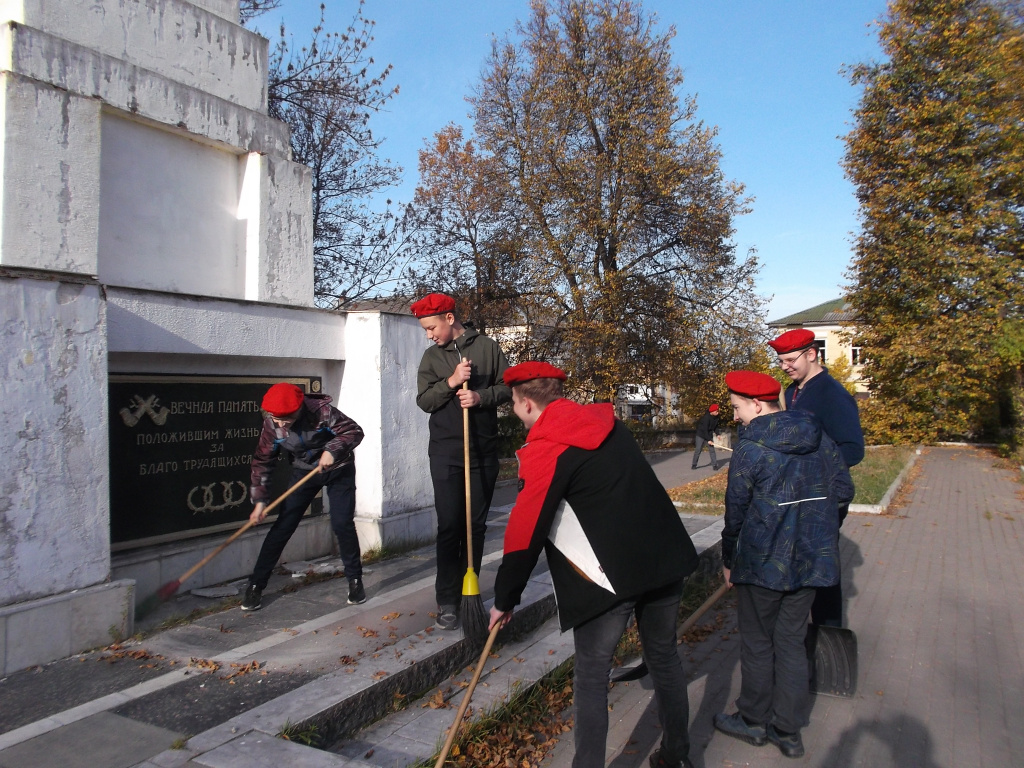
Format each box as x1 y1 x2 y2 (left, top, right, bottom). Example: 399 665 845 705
108 375 321 547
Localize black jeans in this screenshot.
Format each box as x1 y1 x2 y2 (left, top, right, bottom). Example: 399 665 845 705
735 584 815 733
692 435 718 469
250 463 360 589
429 456 499 606
572 580 690 768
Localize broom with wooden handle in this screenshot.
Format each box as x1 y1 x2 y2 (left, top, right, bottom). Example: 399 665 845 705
459 377 489 643
433 621 502 767
134 466 321 621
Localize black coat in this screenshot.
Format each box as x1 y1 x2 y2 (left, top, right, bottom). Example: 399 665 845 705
695 411 720 440
494 399 699 630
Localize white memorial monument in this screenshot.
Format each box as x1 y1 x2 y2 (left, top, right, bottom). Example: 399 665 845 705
0 0 434 675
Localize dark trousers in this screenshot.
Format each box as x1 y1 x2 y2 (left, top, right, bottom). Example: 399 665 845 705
812 527 845 626
692 435 717 469
429 457 499 606
572 580 690 768
735 584 815 733
250 463 361 589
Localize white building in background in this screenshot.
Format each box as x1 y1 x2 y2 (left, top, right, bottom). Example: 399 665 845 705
0 0 433 675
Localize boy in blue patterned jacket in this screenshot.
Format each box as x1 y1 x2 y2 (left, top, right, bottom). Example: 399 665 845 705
712 371 853 760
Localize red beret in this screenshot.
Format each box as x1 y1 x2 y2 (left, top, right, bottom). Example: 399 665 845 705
709 404 719 413
262 383 305 417
410 293 456 318
504 361 567 387
726 371 781 401
768 328 816 354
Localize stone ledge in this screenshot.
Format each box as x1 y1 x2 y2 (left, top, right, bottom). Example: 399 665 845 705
3 24 288 156
0 580 134 676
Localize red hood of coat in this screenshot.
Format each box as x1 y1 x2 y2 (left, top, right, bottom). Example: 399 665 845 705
527 399 615 450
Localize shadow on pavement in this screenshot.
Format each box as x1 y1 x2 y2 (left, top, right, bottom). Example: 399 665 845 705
819 714 942 768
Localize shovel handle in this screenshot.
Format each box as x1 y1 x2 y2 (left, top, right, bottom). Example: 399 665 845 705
173 466 321 586
676 582 730 642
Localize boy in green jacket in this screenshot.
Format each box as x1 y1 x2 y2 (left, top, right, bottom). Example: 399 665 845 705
411 293 511 630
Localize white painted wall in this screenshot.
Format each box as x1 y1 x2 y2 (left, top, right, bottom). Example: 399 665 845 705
0 277 109 607
0 0 266 111
0 74 100 274
106 288 344 360
0 22 290 157
341 312 434 545
190 0 240 23
99 114 243 298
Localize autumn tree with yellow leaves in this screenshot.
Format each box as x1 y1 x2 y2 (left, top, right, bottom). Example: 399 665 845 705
843 0 1024 443
405 0 765 412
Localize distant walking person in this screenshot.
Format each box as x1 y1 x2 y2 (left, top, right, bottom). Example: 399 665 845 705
713 370 854 759
412 293 511 631
691 403 721 471
769 328 864 626
491 362 699 768
242 383 366 612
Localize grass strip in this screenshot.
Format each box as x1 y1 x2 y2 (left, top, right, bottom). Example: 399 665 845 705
666 444 916 512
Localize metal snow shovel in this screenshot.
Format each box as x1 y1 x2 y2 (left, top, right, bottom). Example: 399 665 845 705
806 623 858 698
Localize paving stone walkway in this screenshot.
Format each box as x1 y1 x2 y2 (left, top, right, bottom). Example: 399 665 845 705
2 446 1019 768
539 445 1024 768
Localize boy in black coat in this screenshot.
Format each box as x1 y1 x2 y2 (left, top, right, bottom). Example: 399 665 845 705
691 403 721 470
490 362 699 768
412 292 511 630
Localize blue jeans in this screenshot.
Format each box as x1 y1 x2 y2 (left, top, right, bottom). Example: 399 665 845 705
572 580 690 768
250 463 360 589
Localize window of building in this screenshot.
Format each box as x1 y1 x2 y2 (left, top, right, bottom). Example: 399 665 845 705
813 339 826 364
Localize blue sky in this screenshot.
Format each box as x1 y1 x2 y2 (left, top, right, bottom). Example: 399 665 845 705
251 1 889 320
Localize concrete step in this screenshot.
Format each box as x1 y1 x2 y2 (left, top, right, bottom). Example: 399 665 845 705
0 508 723 768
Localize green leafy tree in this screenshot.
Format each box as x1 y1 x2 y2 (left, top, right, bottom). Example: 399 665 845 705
407 0 765 400
244 1 406 308
826 351 859 397
843 0 1024 443
401 124 528 334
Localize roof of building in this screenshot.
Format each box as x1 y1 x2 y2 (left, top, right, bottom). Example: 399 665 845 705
767 297 858 327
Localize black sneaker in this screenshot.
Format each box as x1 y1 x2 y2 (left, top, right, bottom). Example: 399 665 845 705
713 712 767 747
347 578 366 605
648 747 695 768
241 583 262 612
435 604 459 630
767 724 804 758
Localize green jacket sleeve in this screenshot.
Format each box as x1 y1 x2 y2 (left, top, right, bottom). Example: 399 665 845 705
474 341 512 408
416 348 459 413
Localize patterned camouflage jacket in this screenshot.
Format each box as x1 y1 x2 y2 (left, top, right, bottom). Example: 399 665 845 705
722 409 853 591
249 394 364 503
